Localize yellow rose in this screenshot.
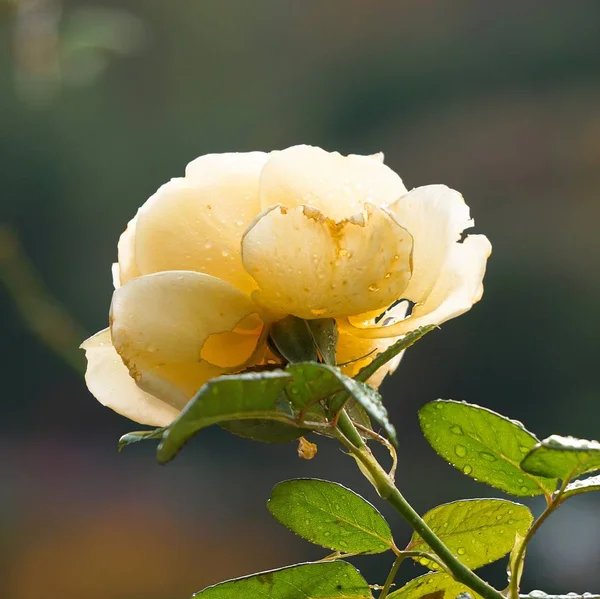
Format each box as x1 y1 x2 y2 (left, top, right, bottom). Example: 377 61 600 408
82 145 491 426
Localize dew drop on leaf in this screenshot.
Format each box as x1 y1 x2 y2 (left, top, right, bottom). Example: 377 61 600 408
479 452 497 462
455 445 467 457
457 547 466 555
450 425 464 435
463 464 473 475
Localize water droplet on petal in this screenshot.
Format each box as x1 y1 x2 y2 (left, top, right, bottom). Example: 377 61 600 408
368 284 379 292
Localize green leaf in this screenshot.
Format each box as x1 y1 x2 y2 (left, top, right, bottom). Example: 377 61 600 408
192 561 372 598
221 419 308 443
354 325 436 384
419 400 557 496
388 572 481 599
563 474 600 499
408 499 533 570
269 316 319 363
118 427 164 452
267 478 394 554
157 371 292 463
520 435 600 480
307 318 339 366
286 362 397 446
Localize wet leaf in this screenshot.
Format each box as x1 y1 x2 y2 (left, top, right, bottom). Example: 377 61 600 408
388 572 482 599
520 435 600 480
408 499 532 570
157 371 292 463
192 561 372 598
419 400 557 496
563 474 600 499
268 478 394 554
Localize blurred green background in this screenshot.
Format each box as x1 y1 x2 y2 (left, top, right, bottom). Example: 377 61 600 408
1 1 600 598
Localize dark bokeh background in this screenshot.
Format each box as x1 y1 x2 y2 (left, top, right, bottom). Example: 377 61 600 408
1 1 599 598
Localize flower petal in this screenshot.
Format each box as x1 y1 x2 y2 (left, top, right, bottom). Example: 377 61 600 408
242 204 413 320
110 271 264 376
386 185 474 304
133 152 269 294
341 234 492 338
81 329 180 426
117 215 142 286
337 302 409 387
259 145 407 221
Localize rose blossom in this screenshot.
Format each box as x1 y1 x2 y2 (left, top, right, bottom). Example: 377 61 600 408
82 145 491 426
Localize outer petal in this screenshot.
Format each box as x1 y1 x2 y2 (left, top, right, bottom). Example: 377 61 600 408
242 204 413 319
110 272 264 379
386 185 473 304
337 302 409 388
341 234 492 338
81 329 180 426
133 152 269 294
259 145 407 222
117 215 141 286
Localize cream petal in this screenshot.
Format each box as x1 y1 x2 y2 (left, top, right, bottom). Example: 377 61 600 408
341 234 491 338
259 145 407 222
81 329 180 426
134 152 269 295
337 302 409 387
111 263 120 289
110 271 264 376
386 185 473 304
117 215 141 286
242 204 413 320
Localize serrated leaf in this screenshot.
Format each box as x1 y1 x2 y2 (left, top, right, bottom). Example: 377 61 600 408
408 499 532 570
221 419 308 443
267 479 394 554
118 427 164 451
307 318 338 366
192 560 372 598
388 572 482 599
286 362 397 446
157 371 292 463
419 400 557 496
520 435 600 480
354 325 436 384
563 474 600 499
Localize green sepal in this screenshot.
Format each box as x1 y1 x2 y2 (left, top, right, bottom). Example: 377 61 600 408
307 318 338 366
354 325 436 383
191 561 372 598
118 427 165 452
269 316 319 363
267 478 395 554
419 400 557 496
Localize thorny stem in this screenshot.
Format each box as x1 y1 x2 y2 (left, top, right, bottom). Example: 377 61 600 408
336 409 505 599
